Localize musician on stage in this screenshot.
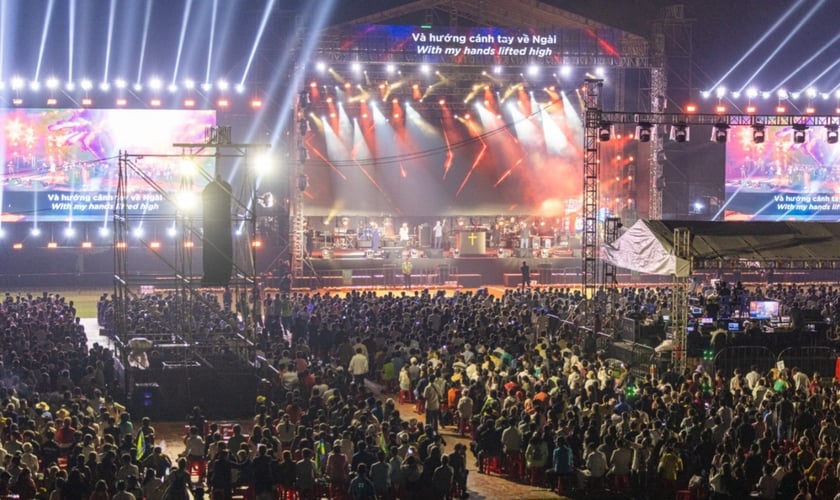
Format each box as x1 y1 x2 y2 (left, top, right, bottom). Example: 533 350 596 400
399 222 411 246
433 220 444 249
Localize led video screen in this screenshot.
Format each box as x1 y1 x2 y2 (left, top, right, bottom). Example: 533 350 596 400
1 108 216 222
724 125 840 220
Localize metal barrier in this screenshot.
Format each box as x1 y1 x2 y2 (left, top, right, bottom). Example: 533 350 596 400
714 346 776 377
777 346 838 379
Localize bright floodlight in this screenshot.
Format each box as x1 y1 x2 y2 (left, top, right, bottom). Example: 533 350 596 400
351 62 362 73
148 77 163 90
11 76 24 90
81 79 93 91
527 65 540 77
99 226 109 237
114 78 127 89
700 90 711 99
132 227 144 238
807 87 818 99
0 227 5 239
64 226 75 238
29 81 41 91
183 79 195 90
46 77 59 90
176 191 197 212
235 83 245 94
253 152 272 175
217 79 229 91
167 83 178 93
746 87 758 99
133 83 143 91
385 63 396 74
594 66 605 77
731 91 741 98
201 82 213 91
762 91 771 99
559 65 572 77
420 64 431 75
316 61 326 72
715 86 726 99
167 226 177 237
180 159 197 176
493 65 502 75
791 92 801 100
99 82 110 91
777 89 789 99
31 227 41 237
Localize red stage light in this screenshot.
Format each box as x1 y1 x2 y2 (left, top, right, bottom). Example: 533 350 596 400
115 241 127 249
392 98 398 104
217 99 229 108
310 81 317 87
251 240 262 248
362 113 368 119
393 113 400 119
81 242 93 249
464 113 471 120
715 105 726 113
746 105 756 114
250 99 263 109
806 106 816 114
149 241 161 249
776 105 786 113
344 82 351 89
326 97 333 103
12 243 22 250
438 99 445 105
685 104 697 113
184 241 195 248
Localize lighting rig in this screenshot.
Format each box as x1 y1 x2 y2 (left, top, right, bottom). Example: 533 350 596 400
583 78 840 373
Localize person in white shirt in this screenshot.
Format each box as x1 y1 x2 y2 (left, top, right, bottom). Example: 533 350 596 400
348 348 369 386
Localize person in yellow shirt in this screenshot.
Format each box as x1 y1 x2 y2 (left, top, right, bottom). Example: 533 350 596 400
657 445 683 498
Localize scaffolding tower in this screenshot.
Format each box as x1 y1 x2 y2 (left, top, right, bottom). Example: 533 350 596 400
671 227 691 374
582 78 604 302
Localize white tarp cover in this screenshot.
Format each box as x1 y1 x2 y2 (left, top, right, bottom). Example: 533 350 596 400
600 220 691 277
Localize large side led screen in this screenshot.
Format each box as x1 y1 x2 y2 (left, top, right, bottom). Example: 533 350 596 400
724 125 840 221
1 108 216 222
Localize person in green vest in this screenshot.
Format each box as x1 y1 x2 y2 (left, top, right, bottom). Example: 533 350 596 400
402 257 413 290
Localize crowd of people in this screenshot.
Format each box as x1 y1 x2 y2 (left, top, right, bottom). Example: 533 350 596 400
3 280 840 499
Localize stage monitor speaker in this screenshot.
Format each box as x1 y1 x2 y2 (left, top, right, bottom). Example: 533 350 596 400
202 176 233 287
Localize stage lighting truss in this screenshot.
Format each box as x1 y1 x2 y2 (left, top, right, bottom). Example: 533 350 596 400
670 122 689 143
598 121 613 142
792 123 808 144
636 122 653 143
712 123 729 143
827 124 840 144
751 123 766 144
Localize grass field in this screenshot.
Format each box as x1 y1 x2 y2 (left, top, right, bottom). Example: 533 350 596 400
4 289 106 318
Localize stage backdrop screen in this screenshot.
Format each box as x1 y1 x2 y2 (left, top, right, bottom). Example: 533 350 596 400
1 108 216 222
724 124 840 220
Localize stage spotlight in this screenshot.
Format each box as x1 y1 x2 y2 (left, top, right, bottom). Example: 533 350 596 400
598 121 612 141
752 124 766 144
777 89 789 99
183 79 195 90
30 227 41 237
713 124 729 143
385 63 396 74
493 65 503 75
149 77 163 90
217 79 229 91
235 84 245 94
0 228 5 239
746 87 758 99
132 227 144 238
46 77 59 90
64 226 75 238
28 80 40 91
167 83 178 93
114 78 127 89
351 62 362 73
99 82 110 92
672 122 689 143
827 125 839 144
715 86 726 99
559 65 572 77
167 226 177 237
80 79 93 91
792 124 808 144
637 122 653 142
315 61 327 72
201 82 213 91
133 83 143 91
807 87 818 99
99 226 109 237
10 76 24 90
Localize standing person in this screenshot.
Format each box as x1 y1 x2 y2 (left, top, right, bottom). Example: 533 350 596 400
423 375 442 432
399 223 411 246
433 220 444 249
520 261 531 289
402 257 413 290
348 348 369 387
519 222 530 249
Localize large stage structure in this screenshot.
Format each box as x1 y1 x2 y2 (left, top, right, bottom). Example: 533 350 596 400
112 127 270 418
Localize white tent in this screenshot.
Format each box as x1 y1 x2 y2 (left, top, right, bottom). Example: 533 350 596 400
600 219 691 277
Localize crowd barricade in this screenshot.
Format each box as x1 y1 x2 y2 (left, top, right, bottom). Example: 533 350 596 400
713 346 776 377
777 346 838 379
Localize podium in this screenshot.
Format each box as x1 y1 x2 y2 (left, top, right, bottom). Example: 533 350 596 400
456 231 486 255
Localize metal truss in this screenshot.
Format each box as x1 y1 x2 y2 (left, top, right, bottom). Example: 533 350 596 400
671 227 691 373
582 79 603 301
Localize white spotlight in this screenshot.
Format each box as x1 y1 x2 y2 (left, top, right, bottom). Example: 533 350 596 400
133 82 143 91
420 64 431 75
201 82 213 91
807 87 818 99
66 81 76 91
235 83 245 94
527 65 540 77
64 226 76 238
762 91 771 99
385 63 396 74
98 226 109 237
0 227 5 239
99 82 110 91
715 86 727 99
114 78 127 89
167 83 178 93
351 62 362 73
132 227 144 238
217 79 229 91
594 66 605 77
791 92 801 100
81 79 93 91
700 90 711 99
183 79 195 90
731 91 741 98
777 89 789 99
315 61 327 72
46 77 59 90
167 226 177 237
31 227 41 237
746 87 758 99
29 81 41 91
148 77 163 90
559 65 572 77
10 76 24 90
493 65 502 75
